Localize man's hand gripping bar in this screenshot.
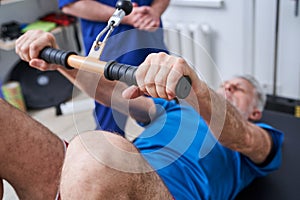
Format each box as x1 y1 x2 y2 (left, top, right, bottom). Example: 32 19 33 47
39 47 192 99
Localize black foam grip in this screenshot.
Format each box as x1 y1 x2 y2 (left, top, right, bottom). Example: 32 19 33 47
39 47 77 69
104 61 192 99
104 61 137 86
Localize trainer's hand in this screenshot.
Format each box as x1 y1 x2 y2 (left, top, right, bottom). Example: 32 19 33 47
122 52 197 100
15 30 61 71
132 6 160 31
123 3 160 31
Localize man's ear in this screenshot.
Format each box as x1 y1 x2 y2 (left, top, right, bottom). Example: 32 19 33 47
249 108 262 121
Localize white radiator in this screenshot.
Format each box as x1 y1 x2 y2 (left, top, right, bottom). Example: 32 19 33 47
163 21 215 86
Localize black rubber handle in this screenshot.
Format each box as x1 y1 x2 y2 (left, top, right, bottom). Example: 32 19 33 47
104 61 192 99
39 47 77 69
104 61 137 86
39 47 192 98
116 0 133 15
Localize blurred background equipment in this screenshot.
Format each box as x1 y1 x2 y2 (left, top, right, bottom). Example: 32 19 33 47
8 60 73 109
0 21 21 40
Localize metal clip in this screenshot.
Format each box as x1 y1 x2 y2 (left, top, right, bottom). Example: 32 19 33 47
88 8 126 59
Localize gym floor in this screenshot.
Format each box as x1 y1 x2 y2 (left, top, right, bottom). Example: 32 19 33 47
3 88 143 199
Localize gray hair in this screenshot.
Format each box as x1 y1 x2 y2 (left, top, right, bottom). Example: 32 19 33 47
235 75 266 112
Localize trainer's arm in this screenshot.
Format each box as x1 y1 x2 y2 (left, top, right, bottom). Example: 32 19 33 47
61 1 115 22
151 0 170 17
60 0 151 27
129 0 170 30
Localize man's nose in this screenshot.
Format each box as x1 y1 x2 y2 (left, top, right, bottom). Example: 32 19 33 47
224 83 235 92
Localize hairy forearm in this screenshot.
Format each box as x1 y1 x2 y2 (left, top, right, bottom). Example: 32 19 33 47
186 80 271 163
151 0 170 16
191 81 247 147
61 1 115 22
186 80 230 141
57 67 154 123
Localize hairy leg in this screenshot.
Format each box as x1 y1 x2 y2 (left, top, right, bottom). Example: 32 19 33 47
0 99 65 200
60 130 173 200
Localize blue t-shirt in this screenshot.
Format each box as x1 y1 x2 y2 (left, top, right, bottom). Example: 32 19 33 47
133 98 284 200
58 0 167 62
58 0 168 134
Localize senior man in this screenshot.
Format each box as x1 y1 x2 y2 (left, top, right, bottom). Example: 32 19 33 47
0 30 283 200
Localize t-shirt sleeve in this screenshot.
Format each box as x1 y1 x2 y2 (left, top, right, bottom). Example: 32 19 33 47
241 123 284 177
135 98 179 127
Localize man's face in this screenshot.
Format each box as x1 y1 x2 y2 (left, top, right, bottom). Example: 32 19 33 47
216 77 258 120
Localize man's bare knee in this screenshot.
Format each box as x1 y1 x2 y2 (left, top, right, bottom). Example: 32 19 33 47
66 131 151 172
60 131 151 199
60 131 172 199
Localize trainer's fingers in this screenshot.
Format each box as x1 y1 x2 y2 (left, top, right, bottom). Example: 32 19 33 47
142 20 159 32
137 16 153 29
